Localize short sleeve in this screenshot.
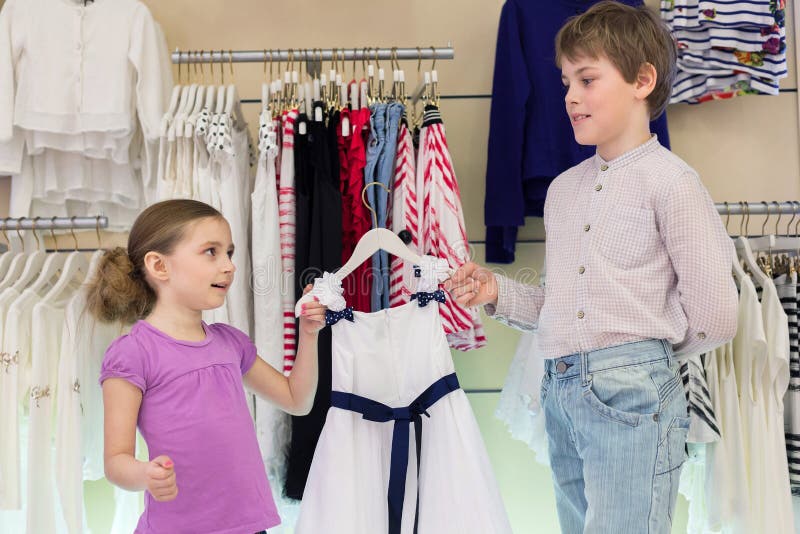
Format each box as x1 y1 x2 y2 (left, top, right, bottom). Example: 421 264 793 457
213 323 258 375
99 335 148 393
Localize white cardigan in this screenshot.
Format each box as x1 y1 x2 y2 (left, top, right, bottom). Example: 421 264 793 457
0 0 171 208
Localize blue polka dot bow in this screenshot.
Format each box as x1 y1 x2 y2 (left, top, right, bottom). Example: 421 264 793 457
325 307 355 326
410 289 447 307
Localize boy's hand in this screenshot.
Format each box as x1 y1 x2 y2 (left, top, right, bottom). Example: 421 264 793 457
444 262 499 308
145 455 177 502
299 284 327 335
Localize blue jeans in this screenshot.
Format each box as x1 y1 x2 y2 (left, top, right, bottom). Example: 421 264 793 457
541 339 689 534
365 102 404 311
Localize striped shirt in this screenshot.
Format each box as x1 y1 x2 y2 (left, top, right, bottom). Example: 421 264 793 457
279 110 298 374
681 353 721 442
418 105 486 351
389 119 419 307
486 136 738 359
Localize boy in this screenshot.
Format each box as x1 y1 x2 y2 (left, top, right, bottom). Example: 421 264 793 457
445 2 738 532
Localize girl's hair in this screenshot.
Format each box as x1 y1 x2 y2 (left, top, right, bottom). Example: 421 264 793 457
86 199 224 324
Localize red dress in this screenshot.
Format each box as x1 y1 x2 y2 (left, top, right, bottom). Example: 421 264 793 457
338 100 373 313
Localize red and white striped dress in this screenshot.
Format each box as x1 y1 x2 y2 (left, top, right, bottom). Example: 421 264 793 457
279 110 298 374
417 105 487 351
389 119 419 307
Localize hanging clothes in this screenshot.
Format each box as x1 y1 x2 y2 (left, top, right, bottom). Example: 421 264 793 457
662 0 788 103
339 105 372 314
294 260 513 534
26 298 71 534
251 110 291 513
364 102 404 311
389 116 420 307
483 0 670 263
279 110 299 374
417 104 486 351
54 271 126 534
0 288 40 511
284 102 343 500
0 0 172 226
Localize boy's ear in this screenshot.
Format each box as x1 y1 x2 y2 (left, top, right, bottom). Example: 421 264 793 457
634 62 657 100
144 251 169 283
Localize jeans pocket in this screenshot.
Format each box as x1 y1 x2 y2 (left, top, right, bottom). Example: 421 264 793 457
580 363 662 427
652 415 690 530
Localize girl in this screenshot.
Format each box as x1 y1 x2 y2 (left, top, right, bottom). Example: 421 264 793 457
88 199 326 534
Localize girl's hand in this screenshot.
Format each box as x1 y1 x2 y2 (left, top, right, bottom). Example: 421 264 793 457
144 455 178 502
443 262 499 307
299 284 327 335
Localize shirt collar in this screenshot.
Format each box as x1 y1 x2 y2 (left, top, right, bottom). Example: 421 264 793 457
594 135 661 172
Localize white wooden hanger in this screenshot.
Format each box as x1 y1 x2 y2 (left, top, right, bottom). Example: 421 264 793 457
15 221 70 294
295 182 430 316
42 221 92 303
0 218 22 281
10 220 50 293
336 182 425 282
224 84 247 128
0 219 31 292
733 202 771 289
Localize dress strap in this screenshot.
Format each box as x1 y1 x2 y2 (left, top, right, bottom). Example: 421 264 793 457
413 256 450 292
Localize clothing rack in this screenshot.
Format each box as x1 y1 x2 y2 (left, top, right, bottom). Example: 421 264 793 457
171 46 455 64
715 201 800 216
0 216 109 231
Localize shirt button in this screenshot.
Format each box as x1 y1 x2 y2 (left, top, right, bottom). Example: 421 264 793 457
577 311 585 319
697 332 706 340
584 224 591 232
595 184 603 191
600 164 609 171
578 266 585 274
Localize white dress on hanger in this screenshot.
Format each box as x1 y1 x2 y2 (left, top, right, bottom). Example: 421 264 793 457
759 275 795 532
735 276 769 532
26 297 72 534
55 283 126 534
295 259 512 534
215 112 253 336
251 111 295 529
0 288 41 511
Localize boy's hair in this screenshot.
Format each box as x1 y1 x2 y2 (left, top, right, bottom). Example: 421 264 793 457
555 0 677 119
86 199 224 324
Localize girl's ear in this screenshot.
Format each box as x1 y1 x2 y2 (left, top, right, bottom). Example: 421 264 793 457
634 62 657 101
143 251 169 283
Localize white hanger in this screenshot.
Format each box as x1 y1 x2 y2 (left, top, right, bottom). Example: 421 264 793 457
349 81 359 110
42 223 91 303
732 202 771 288
224 84 246 127
748 201 800 254
735 235 771 289
304 81 313 117
15 221 71 294
0 218 21 281
184 83 206 138
360 80 369 110
10 221 49 293
0 219 31 292
336 182 425 282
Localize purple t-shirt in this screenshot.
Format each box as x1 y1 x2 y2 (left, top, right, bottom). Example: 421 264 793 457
100 320 280 534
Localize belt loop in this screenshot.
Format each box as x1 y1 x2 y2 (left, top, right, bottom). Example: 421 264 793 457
580 351 589 386
661 339 673 367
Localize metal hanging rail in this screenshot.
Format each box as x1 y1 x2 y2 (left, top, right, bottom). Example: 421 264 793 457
0 216 109 231
715 201 800 216
171 46 454 64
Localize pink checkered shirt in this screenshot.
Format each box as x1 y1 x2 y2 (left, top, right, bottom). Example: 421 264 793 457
485 136 738 359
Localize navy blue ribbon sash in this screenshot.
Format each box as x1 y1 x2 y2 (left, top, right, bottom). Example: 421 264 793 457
330 373 461 534
409 289 446 307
